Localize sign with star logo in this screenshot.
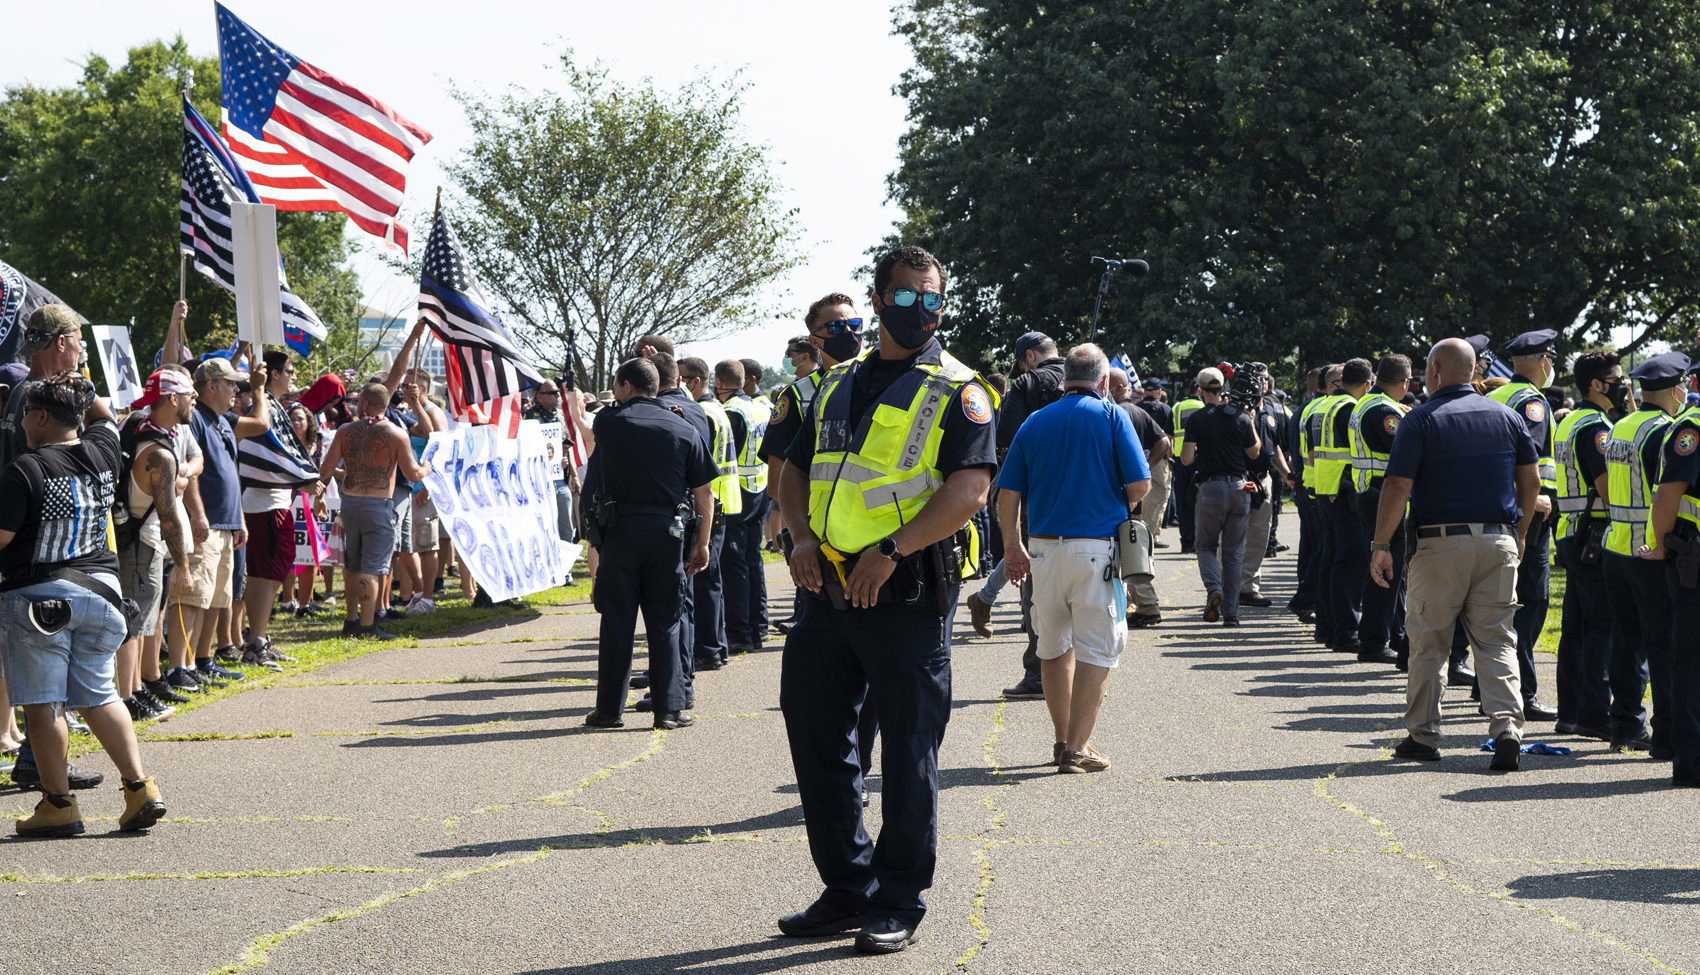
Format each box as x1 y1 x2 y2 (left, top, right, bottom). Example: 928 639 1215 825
90 325 143 408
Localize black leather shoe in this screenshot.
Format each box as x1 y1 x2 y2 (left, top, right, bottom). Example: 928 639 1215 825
1129 613 1163 628
694 656 723 672
583 711 624 729
1334 639 1363 655
634 695 654 712
776 900 871 937
1237 593 1273 608
1221 616 1241 627
1567 724 1612 741
1489 735 1521 771
629 674 650 689
1523 699 1559 721
1296 610 1317 625
1393 736 1440 762
1612 734 1651 752
1446 665 1477 686
1357 647 1399 666
654 711 695 730
1650 745 1676 761
854 917 921 955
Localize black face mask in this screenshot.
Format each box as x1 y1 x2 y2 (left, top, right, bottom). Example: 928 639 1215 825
1605 380 1630 413
821 331 863 363
877 300 940 350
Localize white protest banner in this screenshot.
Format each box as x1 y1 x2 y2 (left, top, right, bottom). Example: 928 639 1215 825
230 200 285 346
419 419 567 601
90 324 144 408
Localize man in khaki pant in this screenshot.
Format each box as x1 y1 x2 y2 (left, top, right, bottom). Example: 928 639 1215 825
1370 338 1539 771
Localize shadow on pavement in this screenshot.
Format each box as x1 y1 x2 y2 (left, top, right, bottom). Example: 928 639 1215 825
516 942 847 975
419 806 808 858
1441 776 1676 802
1505 867 1700 905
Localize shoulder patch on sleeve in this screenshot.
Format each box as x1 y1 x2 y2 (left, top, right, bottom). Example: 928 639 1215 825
962 383 993 424
774 392 791 423
1594 429 1611 454
1676 428 1699 457
1382 414 1400 436
1523 399 1547 423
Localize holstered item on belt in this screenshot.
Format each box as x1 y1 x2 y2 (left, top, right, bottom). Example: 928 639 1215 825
1250 478 1270 510
777 527 795 563
1668 532 1700 590
813 542 933 611
1579 494 1606 566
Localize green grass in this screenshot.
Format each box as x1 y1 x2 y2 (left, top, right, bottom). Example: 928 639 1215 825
1537 561 1566 656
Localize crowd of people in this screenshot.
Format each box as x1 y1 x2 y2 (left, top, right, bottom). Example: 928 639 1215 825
0 300 593 836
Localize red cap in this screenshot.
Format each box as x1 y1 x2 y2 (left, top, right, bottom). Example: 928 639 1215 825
131 369 195 411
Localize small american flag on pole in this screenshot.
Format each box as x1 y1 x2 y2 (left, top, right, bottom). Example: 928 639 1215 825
417 209 542 433
216 2 431 253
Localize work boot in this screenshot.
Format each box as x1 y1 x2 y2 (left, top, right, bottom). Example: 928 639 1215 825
16 793 83 838
966 592 993 638
118 777 167 832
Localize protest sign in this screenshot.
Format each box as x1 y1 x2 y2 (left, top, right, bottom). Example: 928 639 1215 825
90 324 144 408
537 420 565 481
419 419 567 601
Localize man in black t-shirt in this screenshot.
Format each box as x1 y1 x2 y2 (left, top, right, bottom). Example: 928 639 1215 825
0 373 167 836
1180 368 1261 624
1111 368 1171 625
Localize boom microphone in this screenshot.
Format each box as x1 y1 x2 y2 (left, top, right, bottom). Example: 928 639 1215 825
1091 256 1150 275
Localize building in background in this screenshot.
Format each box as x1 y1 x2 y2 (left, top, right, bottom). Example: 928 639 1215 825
360 304 446 385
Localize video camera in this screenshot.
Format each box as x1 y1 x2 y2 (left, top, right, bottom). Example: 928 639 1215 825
1220 361 1268 409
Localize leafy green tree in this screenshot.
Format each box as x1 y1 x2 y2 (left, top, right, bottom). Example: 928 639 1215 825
444 54 805 390
0 38 358 366
887 0 1700 379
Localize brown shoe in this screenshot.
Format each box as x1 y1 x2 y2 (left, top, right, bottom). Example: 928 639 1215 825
17 793 83 838
967 592 993 638
119 777 167 832
1059 744 1111 774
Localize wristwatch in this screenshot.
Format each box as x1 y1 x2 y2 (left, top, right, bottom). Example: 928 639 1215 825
1369 541 1391 553
877 536 903 562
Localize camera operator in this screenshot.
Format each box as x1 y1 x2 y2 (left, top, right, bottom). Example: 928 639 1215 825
1237 364 1289 609
1179 367 1261 625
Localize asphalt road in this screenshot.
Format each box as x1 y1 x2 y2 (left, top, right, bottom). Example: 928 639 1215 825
5 516 1695 975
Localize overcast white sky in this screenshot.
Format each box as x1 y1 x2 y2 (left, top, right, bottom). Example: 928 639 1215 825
6 0 915 371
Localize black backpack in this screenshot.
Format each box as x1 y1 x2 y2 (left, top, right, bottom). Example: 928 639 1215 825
113 412 173 548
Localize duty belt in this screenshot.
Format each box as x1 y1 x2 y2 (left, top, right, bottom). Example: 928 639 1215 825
1415 523 1514 539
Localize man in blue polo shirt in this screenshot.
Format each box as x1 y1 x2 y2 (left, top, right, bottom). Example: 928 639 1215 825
998 344 1149 773
1370 338 1539 771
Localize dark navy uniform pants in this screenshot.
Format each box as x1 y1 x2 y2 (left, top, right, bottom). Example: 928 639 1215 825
1662 564 1700 785
1554 532 1613 731
1324 492 1365 644
1291 485 1321 613
723 492 770 648
780 592 952 928
1175 463 1196 548
1313 492 1337 642
592 517 687 717
1511 516 1550 701
1603 552 1673 744
691 516 729 665
1357 500 1406 657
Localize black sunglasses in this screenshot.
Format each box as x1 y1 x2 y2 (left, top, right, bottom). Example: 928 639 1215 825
815 318 863 337
883 289 944 311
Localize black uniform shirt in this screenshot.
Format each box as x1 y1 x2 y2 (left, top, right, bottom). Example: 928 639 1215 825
1570 404 1611 486
1248 401 1282 477
657 387 714 454
1116 397 1163 454
1137 397 1173 436
787 340 997 481
1358 397 1402 490
758 373 819 462
996 356 1066 452
582 397 715 507
1185 402 1258 477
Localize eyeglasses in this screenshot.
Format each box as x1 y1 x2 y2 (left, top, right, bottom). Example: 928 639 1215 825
23 329 63 345
883 289 944 312
815 318 863 337
537 389 560 396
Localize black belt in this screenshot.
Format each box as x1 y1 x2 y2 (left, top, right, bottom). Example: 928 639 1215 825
1201 474 1244 482
1416 523 1514 539
1029 534 1112 541
613 503 680 517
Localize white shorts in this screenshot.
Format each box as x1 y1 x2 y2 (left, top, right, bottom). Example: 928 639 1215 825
1030 537 1127 669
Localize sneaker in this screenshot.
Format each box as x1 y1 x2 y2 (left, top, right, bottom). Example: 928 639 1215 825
1129 613 1162 628
1237 593 1273 608
263 640 296 663
16 793 83 838
198 660 245 682
213 645 243 666
118 777 167 832
273 600 298 618
165 668 206 694
240 644 284 673
125 697 147 721
189 667 228 690
294 602 322 618
433 578 447 595
1202 591 1223 623
472 590 493 608
65 715 91 735
316 592 338 606
341 618 360 637
383 607 406 621
356 624 398 641
134 687 176 719
1393 736 1441 762
405 597 435 616
145 678 192 704
12 760 104 791
1058 744 1111 773
1001 678 1044 698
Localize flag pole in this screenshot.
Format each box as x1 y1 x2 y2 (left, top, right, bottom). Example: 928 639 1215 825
412 188 441 379
179 72 194 303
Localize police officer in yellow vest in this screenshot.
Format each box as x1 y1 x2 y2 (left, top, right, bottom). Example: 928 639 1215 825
1348 354 1411 667
1302 363 1348 647
1645 358 1700 787
1486 329 1561 720
1550 351 1625 740
1287 367 1327 624
718 360 771 654
773 246 996 954
1604 352 1687 753
1171 385 1205 552
681 357 743 672
1317 358 1372 654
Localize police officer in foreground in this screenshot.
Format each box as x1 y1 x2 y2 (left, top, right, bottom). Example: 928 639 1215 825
774 245 996 955
1603 353 1687 754
1371 338 1536 771
1645 363 1700 788
1487 329 1561 720
579 358 714 731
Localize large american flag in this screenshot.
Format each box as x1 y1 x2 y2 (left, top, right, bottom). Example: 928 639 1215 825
180 97 326 349
216 3 431 254
417 209 542 432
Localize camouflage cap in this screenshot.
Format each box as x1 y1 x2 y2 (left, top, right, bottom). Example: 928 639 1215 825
21 304 82 358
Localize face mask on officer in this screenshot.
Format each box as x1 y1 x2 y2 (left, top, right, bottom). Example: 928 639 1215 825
811 317 864 364
875 287 943 350
1604 378 1630 413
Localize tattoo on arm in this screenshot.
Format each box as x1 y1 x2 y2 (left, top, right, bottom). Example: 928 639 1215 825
144 446 188 563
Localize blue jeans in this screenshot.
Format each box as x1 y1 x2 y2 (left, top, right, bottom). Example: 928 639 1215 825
975 559 1008 605
0 574 127 711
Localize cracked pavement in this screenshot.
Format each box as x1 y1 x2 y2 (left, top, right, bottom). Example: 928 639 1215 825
4 517 1697 975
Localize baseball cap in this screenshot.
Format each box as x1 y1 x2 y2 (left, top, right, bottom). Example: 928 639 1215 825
1012 332 1051 362
20 304 82 358
193 357 247 385
1196 367 1225 390
131 368 196 410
